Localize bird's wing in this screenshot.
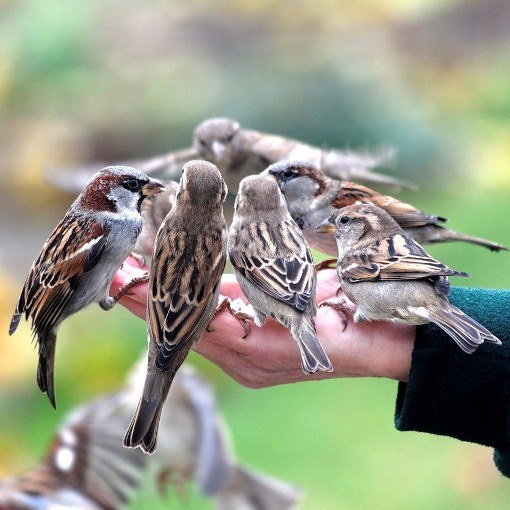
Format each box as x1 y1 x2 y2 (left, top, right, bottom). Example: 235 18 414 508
149 228 226 371
11 214 109 338
229 220 315 312
333 182 442 227
341 233 465 282
44 147 198 192
46 392 147 509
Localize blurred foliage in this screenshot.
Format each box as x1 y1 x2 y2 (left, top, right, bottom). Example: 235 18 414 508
1 0 510 509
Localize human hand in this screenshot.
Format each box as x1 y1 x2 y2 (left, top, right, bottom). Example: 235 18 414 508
111 256 415 388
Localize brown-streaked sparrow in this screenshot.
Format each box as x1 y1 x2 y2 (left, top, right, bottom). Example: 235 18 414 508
228 174 333 374
124 160 228 454
9 166 165 408
194 117 410 191
316 203 502 353
133 179 179 260
264 160 508 257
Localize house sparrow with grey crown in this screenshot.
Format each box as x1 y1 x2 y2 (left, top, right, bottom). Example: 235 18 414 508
264 160 508 264
228 174 333 374
124 161 228 455
316 203 502 353
9 166 165 408
194 117 411 192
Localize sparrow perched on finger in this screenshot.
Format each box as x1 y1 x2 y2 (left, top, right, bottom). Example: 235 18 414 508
265 160 508 255
194 117 410 191
124 160 228 454
316 203 502 353
228 174 333 374
9 166 165 408
134 180 179 259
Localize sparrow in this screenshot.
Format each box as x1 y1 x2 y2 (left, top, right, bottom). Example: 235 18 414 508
133 179 179 259
194 117 411 191
124 160 228 454
0 358 300 510
0 391 148 510
45 117 408 195
9 166 165 408
264 160 508 259
228 174 333 374
125 358 302 510
316 203 502 353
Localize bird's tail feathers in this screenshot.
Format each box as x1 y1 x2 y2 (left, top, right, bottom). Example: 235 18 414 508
432 228 508 252
213 465 302 510
429 304 501 354
37 331 57 409
293 319 333 374
123 370 171 455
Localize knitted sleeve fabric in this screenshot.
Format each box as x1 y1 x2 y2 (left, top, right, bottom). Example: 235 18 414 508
394 287 510 476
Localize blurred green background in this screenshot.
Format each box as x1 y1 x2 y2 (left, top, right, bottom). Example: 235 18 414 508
1 0 510 508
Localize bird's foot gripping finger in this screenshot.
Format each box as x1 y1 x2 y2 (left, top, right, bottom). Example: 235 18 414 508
113 273 150 303
207 298 253 339
129 252 146 268
315 258 337 272
319 299 354 332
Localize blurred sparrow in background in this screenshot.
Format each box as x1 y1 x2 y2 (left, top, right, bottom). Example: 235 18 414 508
0 359 301 510
194 117 407 192
265 160 508 262
8 166 164 408
45 117 405 194
317 203 501 353
124 161 228 454
229 174 333 374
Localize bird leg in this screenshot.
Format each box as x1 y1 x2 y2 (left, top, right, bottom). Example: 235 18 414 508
319 299 354 332
315 258 337 271
113 273 150 303
207 298 253 339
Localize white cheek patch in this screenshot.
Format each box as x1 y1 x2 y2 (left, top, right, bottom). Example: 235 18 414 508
55 446 75 472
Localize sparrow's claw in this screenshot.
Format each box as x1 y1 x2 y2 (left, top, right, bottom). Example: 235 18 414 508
315 258 337 271
129 252 146 268
207 298 253 339
113 273 150 303
319 299 354 332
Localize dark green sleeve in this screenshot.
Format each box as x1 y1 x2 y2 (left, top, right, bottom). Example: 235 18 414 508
394 287 510 477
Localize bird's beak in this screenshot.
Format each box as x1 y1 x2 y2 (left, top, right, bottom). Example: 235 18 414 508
211 141 225 161
141 179 166 196
316 218 336 235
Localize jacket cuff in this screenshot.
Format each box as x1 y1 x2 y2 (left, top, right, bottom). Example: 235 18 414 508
395 287 510 453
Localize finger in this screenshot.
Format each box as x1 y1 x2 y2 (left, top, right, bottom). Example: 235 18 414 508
315 269 342 301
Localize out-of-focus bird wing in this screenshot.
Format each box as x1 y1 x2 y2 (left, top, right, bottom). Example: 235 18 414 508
44 147 198 192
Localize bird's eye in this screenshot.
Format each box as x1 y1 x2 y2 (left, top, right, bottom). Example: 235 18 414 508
123 179 140 191
340 216 350 224
283 169 294 178
199 139 207 147
225 133 234 142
